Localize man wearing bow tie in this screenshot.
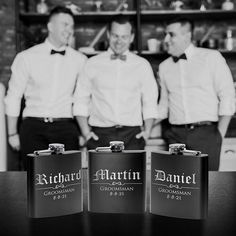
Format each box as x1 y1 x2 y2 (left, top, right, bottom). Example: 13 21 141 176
158 17 235 170
74 14 158 150
4 6 87 170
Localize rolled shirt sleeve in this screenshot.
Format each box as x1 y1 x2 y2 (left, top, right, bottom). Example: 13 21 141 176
4 53 29 117
211 51 236 116
140 60 159 120
73 62 92 117
156 66 169 120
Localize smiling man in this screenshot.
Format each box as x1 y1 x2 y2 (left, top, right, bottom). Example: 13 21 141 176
74 14 158 150
158 17 235 170
5 6 87 170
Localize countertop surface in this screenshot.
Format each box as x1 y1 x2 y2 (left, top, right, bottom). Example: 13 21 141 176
0 171 236 236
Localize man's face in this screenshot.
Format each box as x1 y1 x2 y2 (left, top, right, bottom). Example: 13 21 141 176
164 22 191 56
108 22 134 55
47 13 74 47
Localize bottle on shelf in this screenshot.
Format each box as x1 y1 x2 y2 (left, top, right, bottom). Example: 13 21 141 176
121 0 129 11
200 1 207 11
36 0 48 14
64 1 81 15
200 0 216 10
170 1 184 11
94 1 103 11
222 0 234 11
225 29 234 51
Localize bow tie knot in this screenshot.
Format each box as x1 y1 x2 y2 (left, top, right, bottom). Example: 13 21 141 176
172 53 187 63
110 54 127 61
51 49 66 56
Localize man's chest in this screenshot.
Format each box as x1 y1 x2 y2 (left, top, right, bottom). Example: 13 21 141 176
163 61 213 91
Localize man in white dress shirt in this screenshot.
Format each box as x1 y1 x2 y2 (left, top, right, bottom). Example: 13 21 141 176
158 17 235 170
5 6 87 170
74 14 158 150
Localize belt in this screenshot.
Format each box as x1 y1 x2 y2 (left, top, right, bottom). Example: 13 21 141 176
171 121 215 129
113 125 125 129
24 117 73 123
92 125 140 130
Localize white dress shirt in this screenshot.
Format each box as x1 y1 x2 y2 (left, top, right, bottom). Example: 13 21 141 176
73 49 158 127
5 39 87 118
158 44 236 124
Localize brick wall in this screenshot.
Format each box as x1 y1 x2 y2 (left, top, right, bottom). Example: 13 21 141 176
0 0 16 87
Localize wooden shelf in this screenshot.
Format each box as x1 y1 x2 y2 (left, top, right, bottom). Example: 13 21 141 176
76 49 236 58
20 9 236 24
19 11 137 24
78 49 138 57
140 50 236 59
141 9 236 21
220 50 236 56
17 1 236 60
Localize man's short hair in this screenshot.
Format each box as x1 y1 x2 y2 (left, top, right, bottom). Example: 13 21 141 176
167 17 194 35
108 14 134 33
48 5 74 22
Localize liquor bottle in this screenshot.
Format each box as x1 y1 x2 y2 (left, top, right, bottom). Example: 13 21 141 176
150 144 208 219
36 0 48 14
225 29 234 51
88 141 146 213
27 144 82 218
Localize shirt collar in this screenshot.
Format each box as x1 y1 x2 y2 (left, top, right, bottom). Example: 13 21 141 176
108 48 130 57
45 38 67 53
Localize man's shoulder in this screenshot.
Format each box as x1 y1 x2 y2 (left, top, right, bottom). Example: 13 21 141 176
128 52 153 67
191 47 225 65
67 47 87 60
86 51 109 64
129 52 148 61
194 47 221 57
14 43 46 62
18 43 45 55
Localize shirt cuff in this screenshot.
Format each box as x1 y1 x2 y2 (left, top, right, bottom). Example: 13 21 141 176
155 105 168 120
143 107 158 120
4 97 21 117
218 98 236 116
73 104 90 117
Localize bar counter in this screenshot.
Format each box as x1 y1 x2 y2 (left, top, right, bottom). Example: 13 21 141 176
0 171 236 236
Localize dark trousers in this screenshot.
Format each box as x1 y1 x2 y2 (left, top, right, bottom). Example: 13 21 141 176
19 119 80 170
164 124 222 171
87 126 145 151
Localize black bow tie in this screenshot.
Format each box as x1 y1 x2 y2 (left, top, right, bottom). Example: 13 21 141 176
172 53 187 63
50 49 66 56
110 54 127 61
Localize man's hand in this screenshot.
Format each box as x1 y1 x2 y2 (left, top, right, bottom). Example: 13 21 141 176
8 133 20 151
136 130 149 142
85 131 99 142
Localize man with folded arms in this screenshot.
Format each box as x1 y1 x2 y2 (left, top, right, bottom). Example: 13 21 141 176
74 14 158 150
158 17 235 170
5 6 87 170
